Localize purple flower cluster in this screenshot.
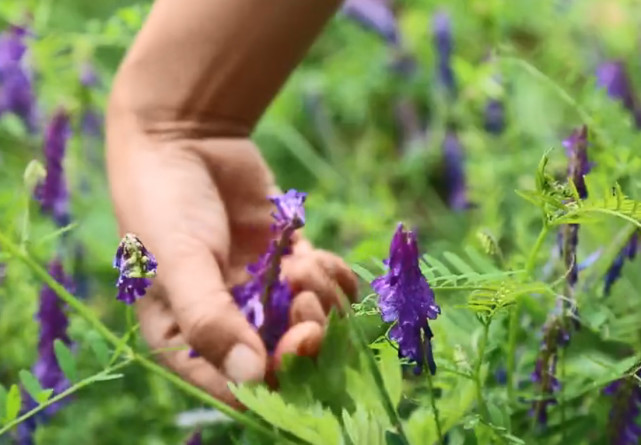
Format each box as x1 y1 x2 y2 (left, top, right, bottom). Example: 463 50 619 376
372 224 441 374
595 61 641 128
603 232 639 297
35 110 71 228
113 234 158 304
484 99 505 135
341 0 399 45
443 131 468 211
0 25 38 132
604 371 641 445
530 314 570 425
432 11 456 95
563 125 591 200
231 190 307 352
34 259 73 412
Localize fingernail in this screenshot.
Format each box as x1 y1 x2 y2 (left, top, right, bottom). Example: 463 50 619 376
223 344 265 384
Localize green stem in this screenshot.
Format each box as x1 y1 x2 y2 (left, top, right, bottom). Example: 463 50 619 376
505 303 518 408
0 230 122 347
0 360 132 437
474 319 491 422
525 225 549 278
425 367 444 444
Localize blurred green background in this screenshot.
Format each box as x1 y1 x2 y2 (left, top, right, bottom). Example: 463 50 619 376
3 0 641 443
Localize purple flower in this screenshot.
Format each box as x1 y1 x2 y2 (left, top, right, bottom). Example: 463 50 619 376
604 232 639 296
81 109 102 138
530 315 570 426
269 189 307 232
34 259 73 412
185 431 202 445
113 234 158 304
443 131 468 211
563 125 591 200
0 25 38 132
79 62 99 88
596 61 641 127
604 370 641 445
432 11 456 95
372 224 441 374
231 189 306 352
35 110 71 227
341 0 399 45
484 99 505 135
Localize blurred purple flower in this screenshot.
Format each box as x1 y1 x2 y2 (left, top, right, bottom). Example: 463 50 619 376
432 11 456 95
113 234 158 304
232 190 307 352
185 431 202 445
484 99 505 135
0 25 38 132
16 259 73 444
604 370 641 445
372 224 440 374
34 259 73 412
443 131 468 210
604 232 639 296
79 62 99 88
35 110 71 227
81 109 102 138
563 125 591 200
595 61 641 127
530 314 570 426
341 0 399 45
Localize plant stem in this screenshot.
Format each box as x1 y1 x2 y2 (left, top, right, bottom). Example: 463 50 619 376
0 360 132 437
0 230 122 347
505 302 519 408
425 364 444 444
525 225 549 278
475 318 491 422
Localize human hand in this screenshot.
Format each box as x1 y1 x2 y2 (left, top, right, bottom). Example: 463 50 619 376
106 127 357 407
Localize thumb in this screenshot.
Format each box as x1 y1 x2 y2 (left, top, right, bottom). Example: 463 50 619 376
161 238 267 384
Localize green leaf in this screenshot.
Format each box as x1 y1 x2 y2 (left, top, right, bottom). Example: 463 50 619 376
0 384 7 420
4 384 21 423
19 370 44 403
54 339 77 383
230 384 342 445
442 252 478 276
89 373 125 382
376 344 402 409
342 407 386 445
87 331 111 367
351 263 376 283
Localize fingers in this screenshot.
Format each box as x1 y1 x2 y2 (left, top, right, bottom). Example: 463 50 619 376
272 321 324 370
290 290 326 326
160 235 267 384
137 294 243 407
282 248 359 316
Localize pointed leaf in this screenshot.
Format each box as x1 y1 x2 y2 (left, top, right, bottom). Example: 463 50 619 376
4 384 21 423
87 331 111 367
36 389 54 404
443 252 478 276
54 339 77 382
19 369 43 403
